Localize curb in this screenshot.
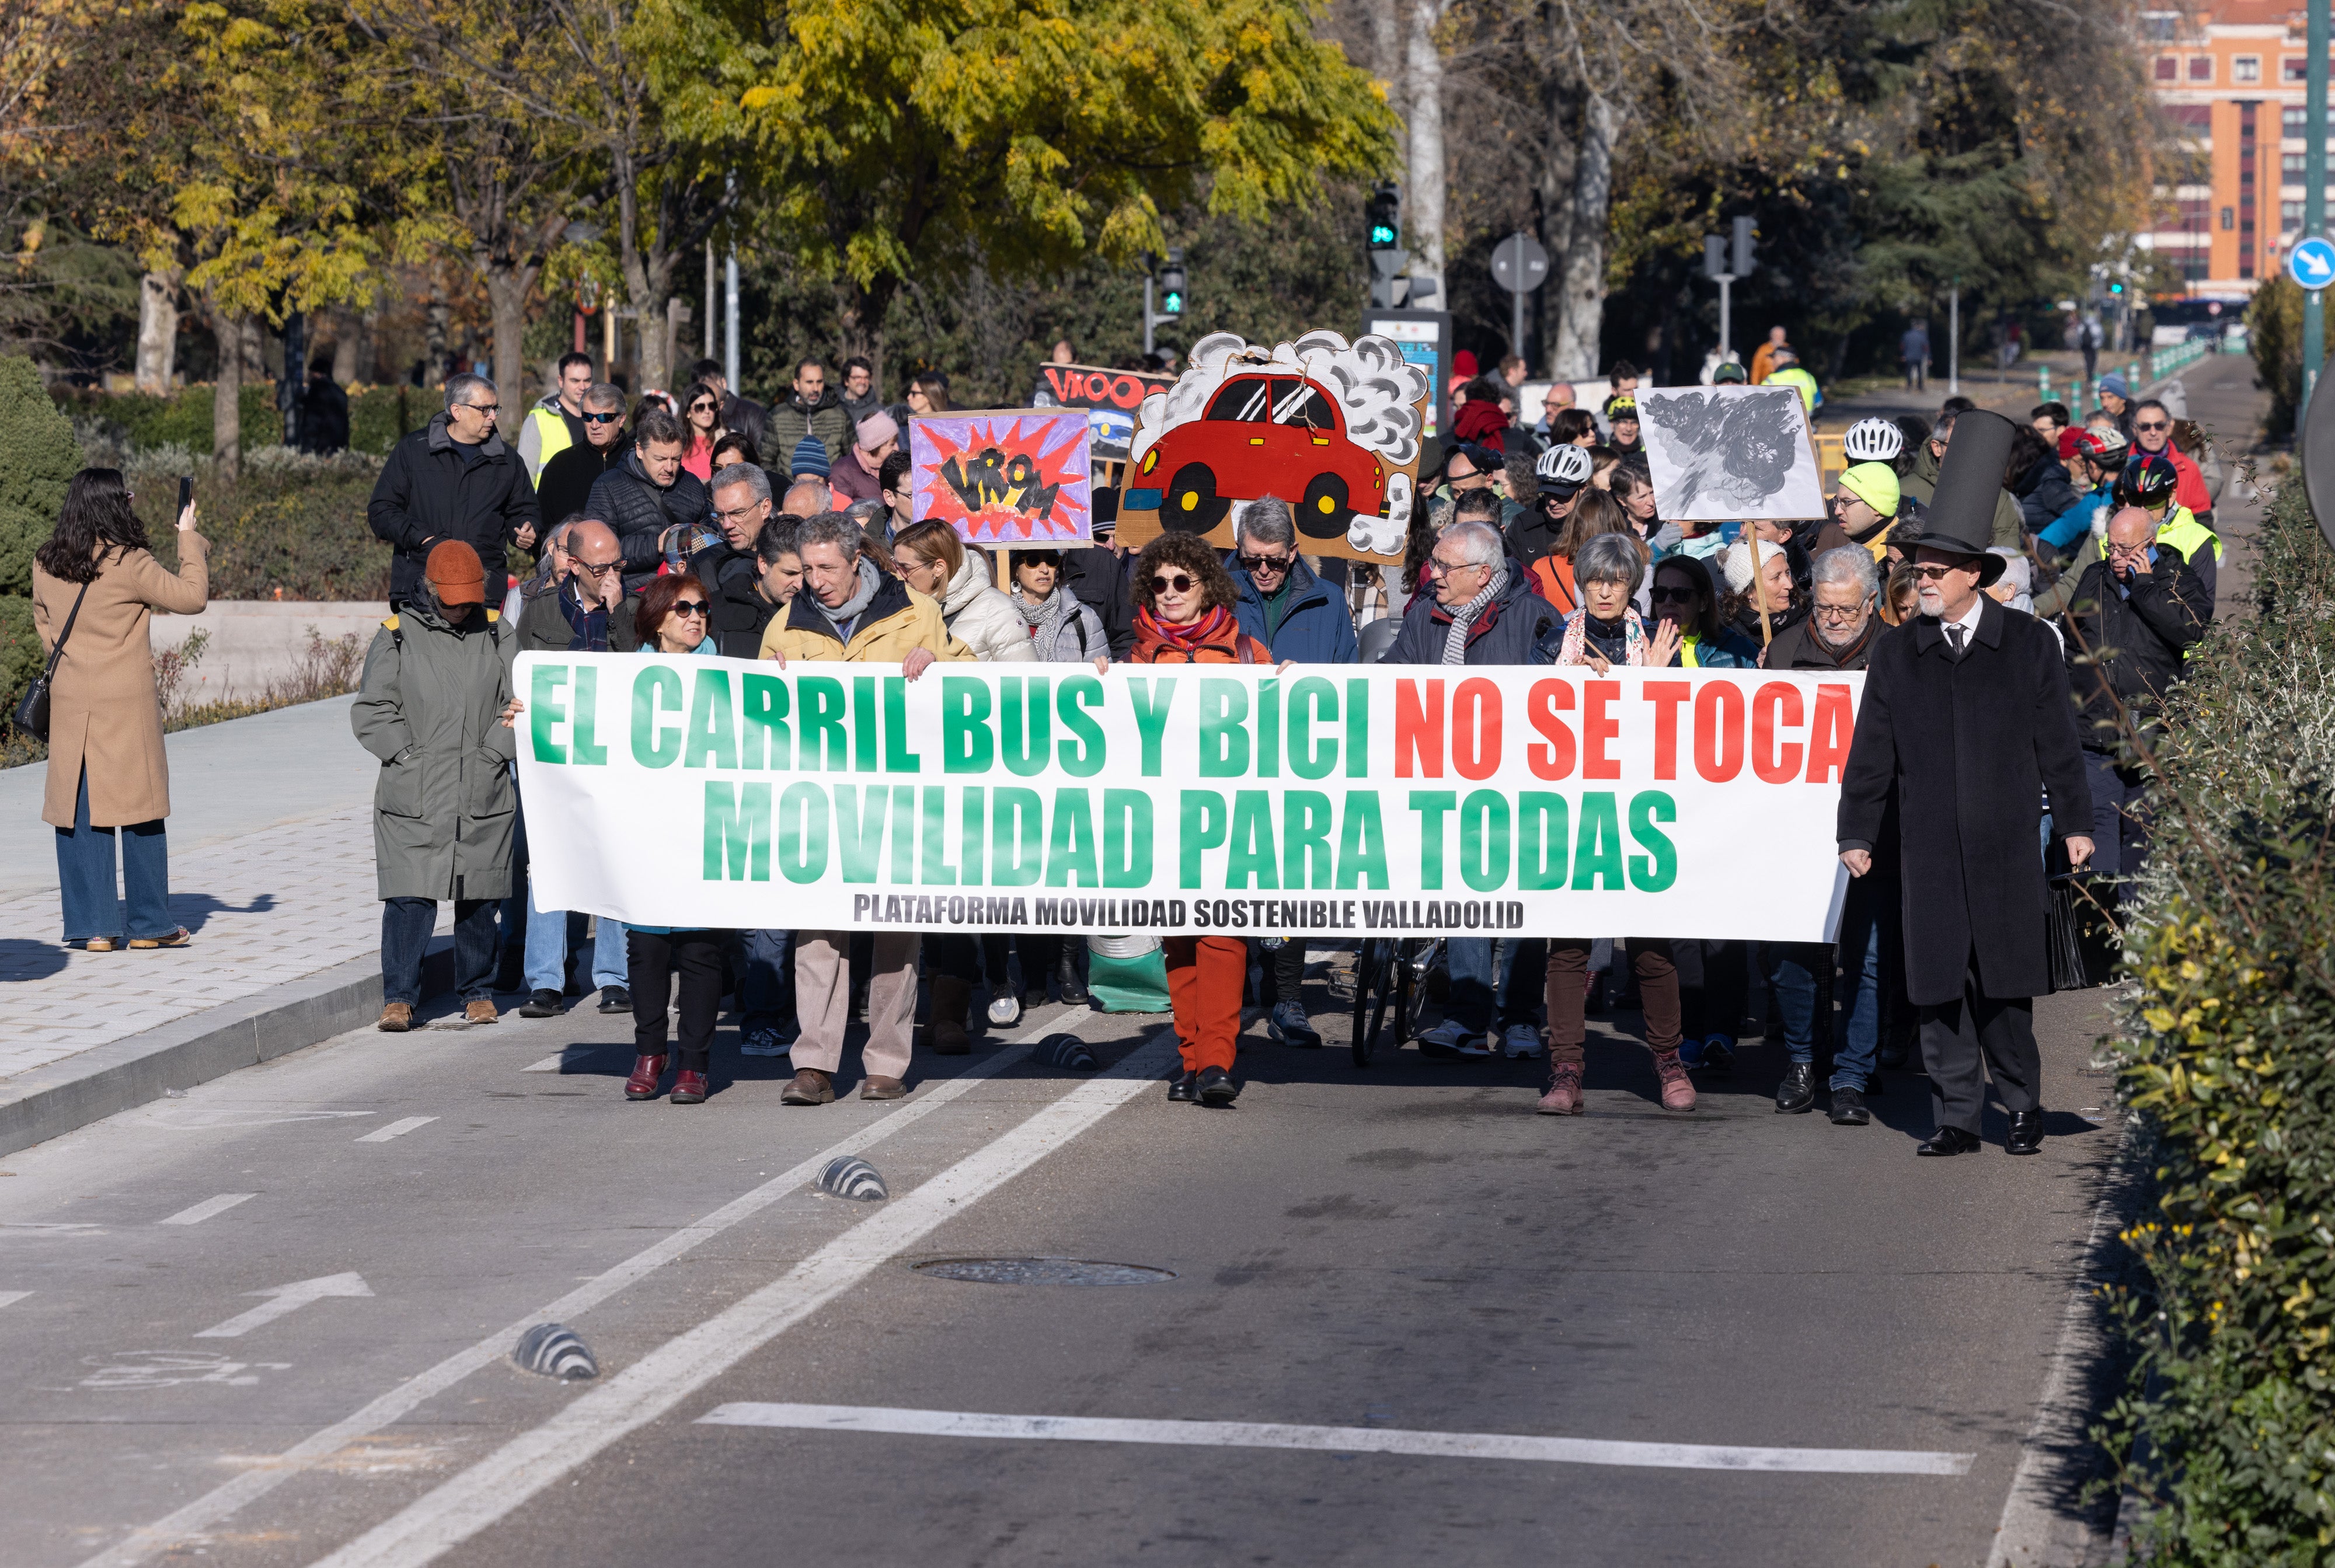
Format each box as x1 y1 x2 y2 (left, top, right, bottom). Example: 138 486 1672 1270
0 937 455 1160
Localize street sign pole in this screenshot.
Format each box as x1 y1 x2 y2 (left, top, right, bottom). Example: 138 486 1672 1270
1719 276 1733 363
2306 0 2329 419
1490 232 1550 368
1949 283 1961 396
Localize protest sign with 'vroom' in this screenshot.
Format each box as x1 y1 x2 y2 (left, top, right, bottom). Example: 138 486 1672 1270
517 654 1860 941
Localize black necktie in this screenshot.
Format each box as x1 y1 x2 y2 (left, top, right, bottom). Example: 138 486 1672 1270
1947 624 1966 659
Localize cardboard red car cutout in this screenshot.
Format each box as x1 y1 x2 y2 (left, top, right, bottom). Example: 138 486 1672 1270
1117 330 1431 560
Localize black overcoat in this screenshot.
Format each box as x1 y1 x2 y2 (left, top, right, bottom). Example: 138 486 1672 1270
1836 597 2092 1006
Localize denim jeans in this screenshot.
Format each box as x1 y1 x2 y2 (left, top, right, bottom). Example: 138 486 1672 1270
1762 883 1886 1090
55 767 172 942
2083 750 2151 884
521 867 626 994
1446 936 1547 1033
734 928 797 1033
382 897 498 1006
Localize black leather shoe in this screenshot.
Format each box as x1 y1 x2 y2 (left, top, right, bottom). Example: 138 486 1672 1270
598 985 632 1015
1828 1087 1870 1126
1774 1061 1816 1114
1916 1126 1982 1156
2006 1110 2045 1155
1167 1072 1198 1103
518 988 563 1018
1057 948 1089 1005
1196 1066 1240 1107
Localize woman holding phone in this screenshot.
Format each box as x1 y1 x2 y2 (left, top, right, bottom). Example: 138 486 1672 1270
32 470 207 950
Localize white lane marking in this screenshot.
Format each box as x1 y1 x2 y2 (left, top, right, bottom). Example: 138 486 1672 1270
0 1290 30 1309
309 1036 1179 1568
73 1009 1092 1568
147 1110 377 1130
355 1118 437 1144
696 1403 1977 1477
158 1193 256 1226
521 1048 625 1073
1985 1127 2132 1567
194 1273 374 1339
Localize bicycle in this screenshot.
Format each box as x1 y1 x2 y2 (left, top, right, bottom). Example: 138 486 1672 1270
1349 936 1443 1068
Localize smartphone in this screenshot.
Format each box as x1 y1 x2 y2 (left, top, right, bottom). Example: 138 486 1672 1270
176 475 193 518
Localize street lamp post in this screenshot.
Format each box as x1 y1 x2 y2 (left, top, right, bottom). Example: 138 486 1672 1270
2306 0 2329 419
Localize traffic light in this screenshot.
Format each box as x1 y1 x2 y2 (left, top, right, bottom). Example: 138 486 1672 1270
2108 279 2126 296
1159 250 1186 318
1731 215 1757 278
1704 235 1728 280
1367 183 1402 250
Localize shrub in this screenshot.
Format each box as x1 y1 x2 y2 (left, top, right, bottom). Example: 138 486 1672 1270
93 440 392 602
0 354 87 716
52 381 430 458
2098 478 2335 1563
2246 277 2303 441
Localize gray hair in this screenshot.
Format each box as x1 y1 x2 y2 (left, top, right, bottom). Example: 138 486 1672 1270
583 382 625 412
1575 531 1643 588
1237 496 1297 550
710 462 772 506
1442 518 1504 567
1810 545 1880 598
444 371 496 412
1987 545 2032 597
796 511 863 560
783 476 831 514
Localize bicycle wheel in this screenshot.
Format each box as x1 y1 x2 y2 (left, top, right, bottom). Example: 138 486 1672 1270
1351 937 1393 1068
1402 938 1441 1042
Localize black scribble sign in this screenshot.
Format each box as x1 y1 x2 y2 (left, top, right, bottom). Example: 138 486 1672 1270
1638 386 1824 521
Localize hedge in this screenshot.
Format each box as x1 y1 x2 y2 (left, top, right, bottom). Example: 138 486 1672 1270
49 381 430 458
2099 476 2335 1563
0 356 87 719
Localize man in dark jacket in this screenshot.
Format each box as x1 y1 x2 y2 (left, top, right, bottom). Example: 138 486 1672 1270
1225 497 1358 1048
1388 518 1559 1062
1839 410 2092 1159
584 407 708 591
301 356 350 455
367 372 540 609
1061 540 1135 660
690 465 789 657
1765 546 1890 1123
2058 504 2209 887
533 383 628 531
765 358 852 467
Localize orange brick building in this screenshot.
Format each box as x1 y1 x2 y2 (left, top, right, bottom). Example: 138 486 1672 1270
2146 0 2331 292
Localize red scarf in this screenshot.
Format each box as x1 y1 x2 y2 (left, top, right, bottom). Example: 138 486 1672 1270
1138 603 1233 653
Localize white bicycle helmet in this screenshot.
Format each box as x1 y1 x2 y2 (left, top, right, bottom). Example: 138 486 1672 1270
1535 443 1594 492
1842 416 1904 464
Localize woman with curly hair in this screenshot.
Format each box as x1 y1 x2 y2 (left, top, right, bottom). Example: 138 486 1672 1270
1124 531 1274 1106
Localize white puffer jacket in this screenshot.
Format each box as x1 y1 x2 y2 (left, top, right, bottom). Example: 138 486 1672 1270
940 553 1037 662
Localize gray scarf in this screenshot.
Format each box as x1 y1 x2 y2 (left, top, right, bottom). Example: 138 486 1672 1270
1440 564 1508 665
817 557 882 638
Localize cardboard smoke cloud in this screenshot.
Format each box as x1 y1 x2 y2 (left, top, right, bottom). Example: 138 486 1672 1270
1114 330 1433 560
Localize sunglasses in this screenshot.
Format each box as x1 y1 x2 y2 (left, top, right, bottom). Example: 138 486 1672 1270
1909 563 1964 580
691 399 717 412
574 557 622 576
581 411 622 424
1649 586 1698 602
672 601 709 617
1149 573 1196 594
1238 553 1293 573
2134 421 2171 433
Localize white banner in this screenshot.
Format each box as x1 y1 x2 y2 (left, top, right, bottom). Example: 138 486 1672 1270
516 653 1862 942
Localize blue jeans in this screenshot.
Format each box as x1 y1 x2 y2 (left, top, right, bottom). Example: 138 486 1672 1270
1762 882 1886 1090
522 867 626 994
56 767 172 942
1446 936 1548 1033
734 928 796 1033
382 897 497 1006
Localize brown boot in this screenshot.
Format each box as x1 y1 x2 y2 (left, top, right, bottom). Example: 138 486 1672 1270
464 998 498 1026
377 1002 413 1033
930 977 973 1055
1652 1048 1697 1113
780 1068 835 1105
1537 1060 1584 1115
860 1075 907 1100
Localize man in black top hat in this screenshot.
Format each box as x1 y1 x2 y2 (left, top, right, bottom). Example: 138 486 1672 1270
1836 407 2093 1157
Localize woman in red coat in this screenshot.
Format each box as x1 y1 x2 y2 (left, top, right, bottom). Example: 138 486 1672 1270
1123 532 1274 1107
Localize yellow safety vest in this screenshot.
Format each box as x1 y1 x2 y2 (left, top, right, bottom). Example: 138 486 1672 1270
524 404 576 480
1767 366 1820 412
2158 510 2223 566
1680 636 1702 669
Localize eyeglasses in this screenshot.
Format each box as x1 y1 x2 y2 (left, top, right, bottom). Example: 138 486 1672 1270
1238 553 1293 573
574 557 621 576
2134 420 2170 433
581 412 622 424
459 402 500 417
1425 557 1484 577
714 501 765 523
671 601 709 618
1909 563 1964 581
1149 573 1196 594
1813 601 1870 622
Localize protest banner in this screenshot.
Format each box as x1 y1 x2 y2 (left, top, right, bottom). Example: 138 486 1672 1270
1035 363 1176 461
909 409 1093 545
1636 384 1827 522
518 653 1860 943
1116 329 1431 562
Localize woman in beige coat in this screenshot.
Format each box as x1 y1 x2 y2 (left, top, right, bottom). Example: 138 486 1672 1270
32 469 206 950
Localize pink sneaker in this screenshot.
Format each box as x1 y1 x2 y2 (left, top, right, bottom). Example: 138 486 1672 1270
1652 1049 1697 1112
1537 1061 1584 1115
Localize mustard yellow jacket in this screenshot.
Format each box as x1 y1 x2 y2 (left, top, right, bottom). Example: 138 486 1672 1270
757 575 974 664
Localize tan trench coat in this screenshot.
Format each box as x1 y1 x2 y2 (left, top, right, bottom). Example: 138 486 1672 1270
32 534 209 828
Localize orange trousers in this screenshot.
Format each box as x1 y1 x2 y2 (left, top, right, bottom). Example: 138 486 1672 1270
1163 935 1246 1073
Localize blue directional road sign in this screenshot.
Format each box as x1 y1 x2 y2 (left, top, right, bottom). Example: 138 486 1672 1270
2291 236 2335 291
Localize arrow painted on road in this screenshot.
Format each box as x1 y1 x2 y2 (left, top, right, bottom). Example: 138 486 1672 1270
193 1272 372 1339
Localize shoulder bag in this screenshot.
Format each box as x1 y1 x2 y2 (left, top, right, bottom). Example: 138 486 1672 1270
12 579 92 742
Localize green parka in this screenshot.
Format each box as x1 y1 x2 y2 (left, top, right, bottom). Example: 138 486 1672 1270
350 597 518 901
